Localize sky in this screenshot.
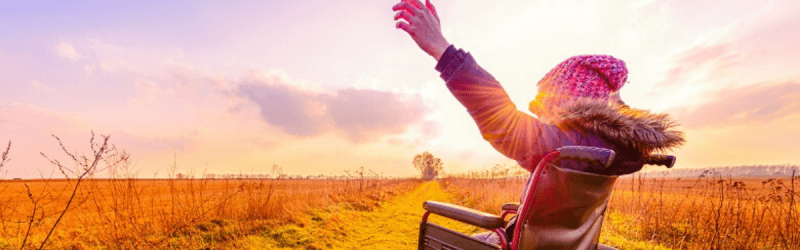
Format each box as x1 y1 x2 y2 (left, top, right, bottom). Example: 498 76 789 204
1 0 799 179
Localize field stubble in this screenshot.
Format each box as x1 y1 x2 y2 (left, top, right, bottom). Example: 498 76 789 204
440 170 800 249
0 136 420 249
0 177 419 249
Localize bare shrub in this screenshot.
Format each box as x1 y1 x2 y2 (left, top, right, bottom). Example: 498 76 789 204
0 134 420 249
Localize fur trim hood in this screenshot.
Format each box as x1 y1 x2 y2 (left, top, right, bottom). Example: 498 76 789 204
551 99 685 156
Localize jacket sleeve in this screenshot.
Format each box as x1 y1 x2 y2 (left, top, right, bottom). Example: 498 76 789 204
436 46 563 171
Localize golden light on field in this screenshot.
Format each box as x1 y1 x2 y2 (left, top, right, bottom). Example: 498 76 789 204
1 1 800 248
441 173 800 249
0 176 421 248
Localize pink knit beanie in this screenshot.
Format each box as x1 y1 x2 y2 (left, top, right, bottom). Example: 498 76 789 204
529 55 628 113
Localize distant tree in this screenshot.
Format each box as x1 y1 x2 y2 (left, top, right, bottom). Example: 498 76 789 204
413 151 443 180
272 164 283 179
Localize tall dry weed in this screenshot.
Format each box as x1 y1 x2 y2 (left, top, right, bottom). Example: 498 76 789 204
610 171 800 249
441 167 800 249
0 134 420 249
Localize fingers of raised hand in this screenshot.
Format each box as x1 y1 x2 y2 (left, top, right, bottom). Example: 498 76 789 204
394 10 414 24
392 2 420 16
425 0 439 19
396 22 414 36
410 0 425 10
407 0 435 21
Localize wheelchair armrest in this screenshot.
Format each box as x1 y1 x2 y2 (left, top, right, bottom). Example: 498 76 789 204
502 202 519 212
423 201 505 229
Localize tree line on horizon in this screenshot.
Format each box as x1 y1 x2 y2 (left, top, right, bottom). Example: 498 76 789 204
643 164 800 178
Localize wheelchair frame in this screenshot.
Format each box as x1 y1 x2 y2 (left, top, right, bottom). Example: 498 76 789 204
418 146 674 250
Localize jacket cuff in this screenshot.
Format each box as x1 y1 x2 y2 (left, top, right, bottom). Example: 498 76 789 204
435 45 456 72
435 45 467 82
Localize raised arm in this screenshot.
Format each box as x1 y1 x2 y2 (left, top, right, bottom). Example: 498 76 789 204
392 0 563 170
436 49 563 169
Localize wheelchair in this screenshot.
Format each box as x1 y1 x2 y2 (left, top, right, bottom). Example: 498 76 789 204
418 146 675 250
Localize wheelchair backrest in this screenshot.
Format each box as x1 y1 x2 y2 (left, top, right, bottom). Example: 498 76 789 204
511 146 674 249
514 161 617 249
511 147 617 250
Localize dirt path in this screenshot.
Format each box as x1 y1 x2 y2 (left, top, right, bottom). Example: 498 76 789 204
234 182 482 249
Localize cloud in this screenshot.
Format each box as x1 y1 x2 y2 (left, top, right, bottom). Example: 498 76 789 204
655 4 800 89
0 104 86 139
649 42 752 105
99 60 139 74
0 104 204 179
642 6 800 112
163 62 204 95
421 120 442 138
28 80 55 93
87 39 142 75
239 80 330 136
671 81 800 128
324 88 428 140
0 104 194 151
238 71 431 141
113 131 191 152
55 40 82 60
663 43 747 85
83 65 97 76
0 104 98 178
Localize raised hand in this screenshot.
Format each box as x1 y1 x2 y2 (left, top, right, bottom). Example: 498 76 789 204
392 0 450 61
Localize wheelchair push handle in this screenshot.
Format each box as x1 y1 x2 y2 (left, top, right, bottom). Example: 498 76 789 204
647 154 676 168
557 146 616 168
559 146 677 169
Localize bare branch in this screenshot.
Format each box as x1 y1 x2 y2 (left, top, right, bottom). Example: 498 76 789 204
52 135 79 164
0 141 10 170
38 133 113 249
20 184 37 250
39 152 75 179
90 130 97 155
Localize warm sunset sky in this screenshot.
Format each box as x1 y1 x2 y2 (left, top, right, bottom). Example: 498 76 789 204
1 0 799 179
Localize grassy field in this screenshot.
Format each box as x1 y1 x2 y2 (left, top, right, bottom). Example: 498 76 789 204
0 136 427 249
2 173 798 249
2 139 798 249
230 181 481 249
0 177 420 249
440 173 800 249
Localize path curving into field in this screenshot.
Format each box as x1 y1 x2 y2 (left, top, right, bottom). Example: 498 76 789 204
234 181 482 249
329 181 482 249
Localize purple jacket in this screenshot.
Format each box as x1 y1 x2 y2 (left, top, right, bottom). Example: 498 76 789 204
436 45 685 249
436 45 684 176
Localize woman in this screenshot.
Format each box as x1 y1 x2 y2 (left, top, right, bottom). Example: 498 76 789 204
393 0 684 248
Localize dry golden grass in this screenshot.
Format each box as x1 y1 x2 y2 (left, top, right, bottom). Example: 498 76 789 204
3 135 798 249
609 174 799 249
0 136 420 249
0 177 419 249
231 182 484 249
439 170 800 249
